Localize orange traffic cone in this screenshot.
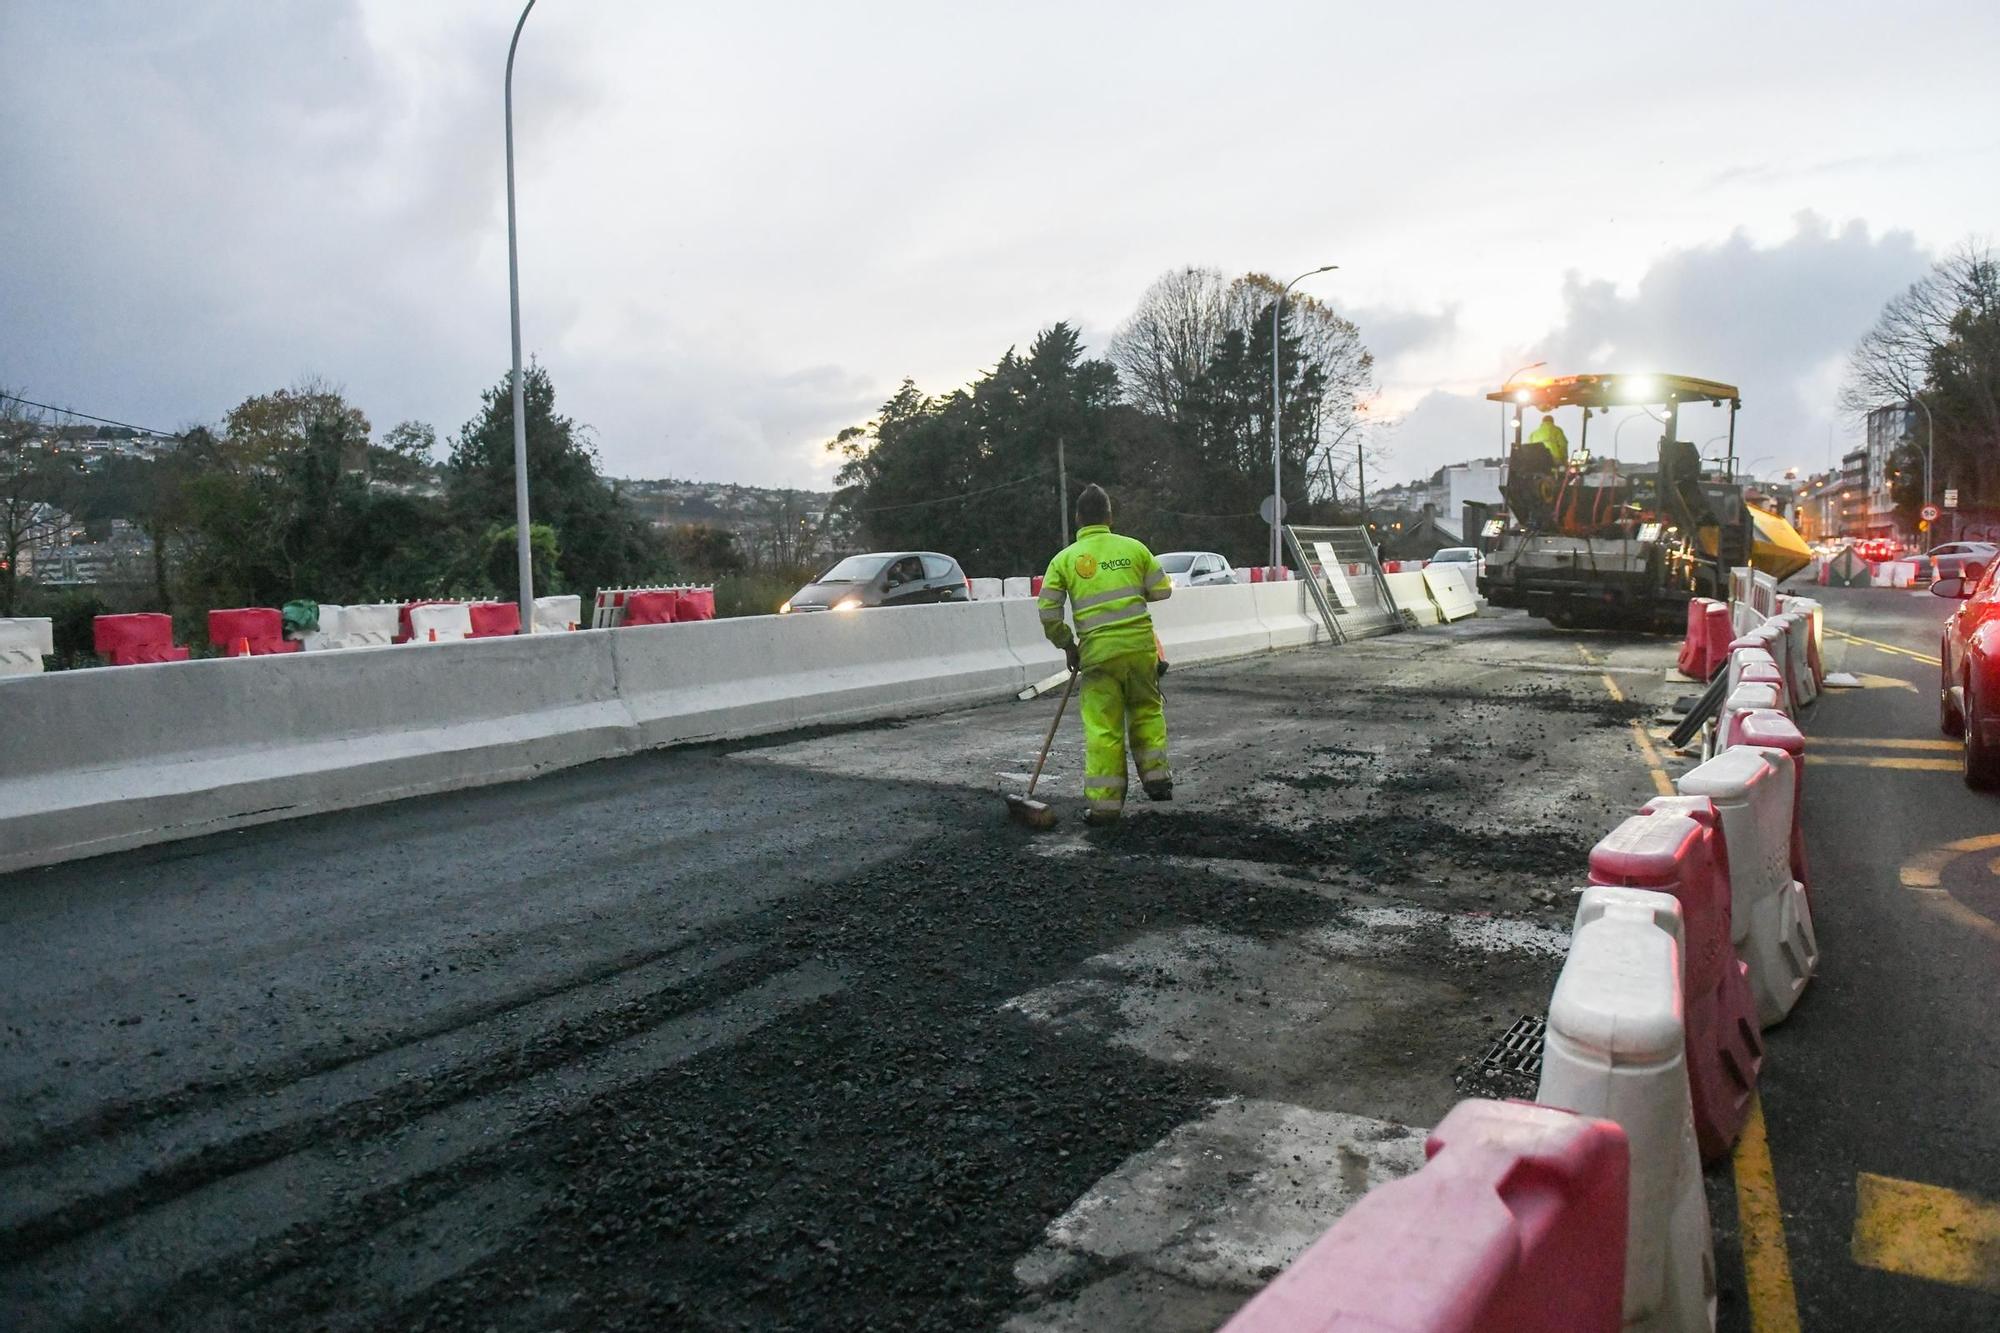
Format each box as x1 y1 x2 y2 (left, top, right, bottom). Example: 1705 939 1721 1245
427 627 437 642
237 636 251 657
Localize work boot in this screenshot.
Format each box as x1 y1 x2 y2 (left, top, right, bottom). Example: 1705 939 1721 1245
1144 780 1173 802
1082 808 1121 828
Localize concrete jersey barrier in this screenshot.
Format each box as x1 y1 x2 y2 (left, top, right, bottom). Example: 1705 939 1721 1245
1423 564 1480 621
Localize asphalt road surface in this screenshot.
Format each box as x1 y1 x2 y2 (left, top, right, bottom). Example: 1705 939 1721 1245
1713 583 2000 1331
1 613 1670 1332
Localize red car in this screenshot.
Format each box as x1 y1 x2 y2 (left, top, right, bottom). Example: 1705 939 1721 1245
1936 558 2000 785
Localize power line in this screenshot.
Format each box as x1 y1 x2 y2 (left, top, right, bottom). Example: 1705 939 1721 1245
844 469 1053 513
0 392 191 440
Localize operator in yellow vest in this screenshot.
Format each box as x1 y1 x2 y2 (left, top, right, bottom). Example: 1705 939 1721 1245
1528 413 1569 467
1037 484 1173 824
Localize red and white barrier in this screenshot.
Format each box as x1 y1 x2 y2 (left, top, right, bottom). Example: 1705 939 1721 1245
1732 708 1810 897
967 576 1004 601
1769 612 1816 707
1676 745 1819 1028
1735 658 1791 717
1220 1099 1629 1333
1538 885 1716 1332
1676 599 1713 681
467 601 520 638
1588 803 1762 1161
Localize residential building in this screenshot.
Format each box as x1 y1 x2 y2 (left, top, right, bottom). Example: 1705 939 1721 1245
1864 405 1914 539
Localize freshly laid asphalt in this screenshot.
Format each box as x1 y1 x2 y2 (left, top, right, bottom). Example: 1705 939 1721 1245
1 613 1664 1332
1712 583 2000 1331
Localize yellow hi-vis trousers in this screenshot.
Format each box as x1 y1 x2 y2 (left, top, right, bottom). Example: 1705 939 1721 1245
1081 649 1170 816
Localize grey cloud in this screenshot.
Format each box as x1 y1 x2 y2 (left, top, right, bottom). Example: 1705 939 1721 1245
1349 304 1458 367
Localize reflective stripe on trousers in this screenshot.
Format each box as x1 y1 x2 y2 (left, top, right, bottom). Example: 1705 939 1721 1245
1080 648 1170 811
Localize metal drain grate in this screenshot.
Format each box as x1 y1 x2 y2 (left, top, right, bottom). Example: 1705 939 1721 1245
1477 1014 1545 1079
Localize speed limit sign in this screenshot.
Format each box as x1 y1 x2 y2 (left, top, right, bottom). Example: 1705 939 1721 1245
1921 503 1941 522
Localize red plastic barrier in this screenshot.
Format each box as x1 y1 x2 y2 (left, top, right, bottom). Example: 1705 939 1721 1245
1591 802 1763 1162
1676 599 1710 680
1733 709 1810 901
92 613 191 665
673 587 716 621
1031 575 1044 597
1221 1098 1628 1333
1736 659 1789 714
467 601 521 638
1701 602 1733 680
623 590 682 626
205 607 299 656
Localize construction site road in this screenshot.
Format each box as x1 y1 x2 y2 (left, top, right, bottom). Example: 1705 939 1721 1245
1 612 1678 1332
1717 584 2000 1331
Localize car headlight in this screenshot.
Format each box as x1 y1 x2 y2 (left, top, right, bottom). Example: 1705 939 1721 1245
778 600 792 614
833 598 862 612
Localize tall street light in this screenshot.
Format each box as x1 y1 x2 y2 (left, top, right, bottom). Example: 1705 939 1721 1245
1271 264 1337 568
1499 361 1546 450
504 0 538 633
1911 394 1935 509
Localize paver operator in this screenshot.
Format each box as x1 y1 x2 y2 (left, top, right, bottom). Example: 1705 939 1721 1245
1037 484 1174 824
1528 412 1570 467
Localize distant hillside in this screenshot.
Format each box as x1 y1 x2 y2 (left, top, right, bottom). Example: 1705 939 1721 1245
614 477 834 531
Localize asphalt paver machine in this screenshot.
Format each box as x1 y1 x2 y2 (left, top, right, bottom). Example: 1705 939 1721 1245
1475 372 1809 630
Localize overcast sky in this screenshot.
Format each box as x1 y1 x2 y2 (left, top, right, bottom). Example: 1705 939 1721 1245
3 1 1995 489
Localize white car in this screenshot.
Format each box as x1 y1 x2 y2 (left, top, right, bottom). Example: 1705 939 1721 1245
1429 546 1487 582
1155 551 1238 588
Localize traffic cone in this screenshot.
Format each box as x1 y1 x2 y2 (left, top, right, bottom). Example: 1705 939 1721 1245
428 627 437 642
237 636 251 657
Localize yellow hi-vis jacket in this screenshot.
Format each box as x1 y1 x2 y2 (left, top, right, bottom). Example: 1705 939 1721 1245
1528 417 1569 467
1038 524 1172 668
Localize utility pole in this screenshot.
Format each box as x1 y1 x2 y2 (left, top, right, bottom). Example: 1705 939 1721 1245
1057 436 1069 545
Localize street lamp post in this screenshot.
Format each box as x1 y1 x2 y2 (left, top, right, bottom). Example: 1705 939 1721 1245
504 0 538 633
1499 361 1546 450
1911 395 1935 510
1271 263 1337 568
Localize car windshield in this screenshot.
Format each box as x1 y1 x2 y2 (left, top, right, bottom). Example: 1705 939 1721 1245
1156 553 1197 574
817 554 893 583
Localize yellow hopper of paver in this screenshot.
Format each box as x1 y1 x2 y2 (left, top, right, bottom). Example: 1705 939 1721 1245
1748 507 1812 583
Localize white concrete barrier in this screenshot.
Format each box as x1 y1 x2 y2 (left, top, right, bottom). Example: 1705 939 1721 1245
968 577 1004 601
408 603 473 642
1676 747 1818 1028
0 633 636 873
1422 564 1479 622
1249 581 1323 651
1538 885 1715 1333
0 618 54 677
1147 583 1275 663
1001 576 1033 600
534 594 583 631
1383 570 1442 625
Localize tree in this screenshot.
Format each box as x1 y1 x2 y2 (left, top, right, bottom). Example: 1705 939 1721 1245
1108 266 1230 420
664 522 744 576
1844 243 2000 511
447 363 670 598
0 394 80 615
483 522 560 601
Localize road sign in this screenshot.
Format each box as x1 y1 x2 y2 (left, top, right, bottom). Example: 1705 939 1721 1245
1921 504 1941 522
1258 495 1288 525
1945 489 1960 509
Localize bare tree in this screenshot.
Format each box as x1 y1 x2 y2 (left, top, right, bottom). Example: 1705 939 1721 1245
0 393 78 615
1107 266 1230 420
1842 242 2000 416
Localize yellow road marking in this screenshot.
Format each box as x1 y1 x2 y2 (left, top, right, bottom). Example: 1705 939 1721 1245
1898 836 2000 945
1735 1094 1802 1332
1806 755 1960 772
1813 736 1959 751
1596 668 1678 796
1827 628 1940 666
1852 1172 2000 1292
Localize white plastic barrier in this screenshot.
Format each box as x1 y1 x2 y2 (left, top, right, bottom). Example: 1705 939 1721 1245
1538 885 1715 1333
1383 571 1441 625
1725 645 1779 702
1001 576 1032 600
0 617 54 677
1778 595 1824 673
408 603 473 643
303 602 400 650
533 594 583 632
1712 681 1781 760
1422 564 1479 621
1872 560 1918 589
1770 612 1816 707
968 577 1004 601
1676 748 1818 1027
